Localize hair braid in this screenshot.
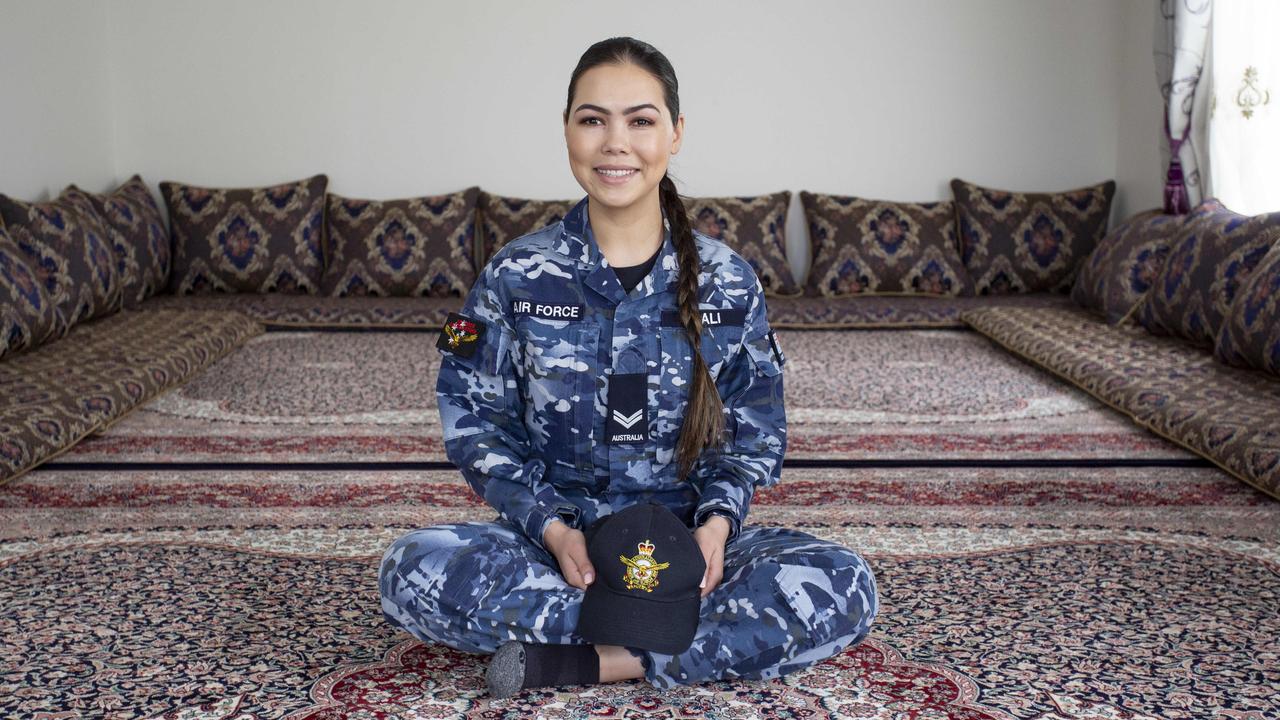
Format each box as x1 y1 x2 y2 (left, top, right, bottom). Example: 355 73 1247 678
659 174 725 479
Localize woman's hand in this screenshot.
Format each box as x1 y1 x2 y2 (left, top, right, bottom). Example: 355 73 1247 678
693 515 731 598
543 520 595 591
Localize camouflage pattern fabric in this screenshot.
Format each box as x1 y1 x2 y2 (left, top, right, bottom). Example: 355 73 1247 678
380 518 878 689
381 196 878 686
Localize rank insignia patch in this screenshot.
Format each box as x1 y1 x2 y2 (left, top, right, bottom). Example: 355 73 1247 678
619 539 670 593
436 312 486 358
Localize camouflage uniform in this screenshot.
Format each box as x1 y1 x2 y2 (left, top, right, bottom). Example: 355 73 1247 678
380 197 878 688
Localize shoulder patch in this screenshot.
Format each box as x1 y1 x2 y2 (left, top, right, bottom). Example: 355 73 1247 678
437 312 487 358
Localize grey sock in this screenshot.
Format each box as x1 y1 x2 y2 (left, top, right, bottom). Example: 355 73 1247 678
486 641 600 698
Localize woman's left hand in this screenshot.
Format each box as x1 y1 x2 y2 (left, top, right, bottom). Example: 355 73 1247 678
693 515 731 598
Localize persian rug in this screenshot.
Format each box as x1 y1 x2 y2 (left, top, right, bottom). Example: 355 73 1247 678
3 465 1277 719
60 330 1195 465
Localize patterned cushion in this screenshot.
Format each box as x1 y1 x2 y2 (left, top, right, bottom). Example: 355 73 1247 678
0 309 263 482
62 176 171 308
951 178 1116 295
161 174 327 295
1216 240 1280 376
322 187 479 297
1070 209 1179 324
768 292 1072 328
683 192 799 296
0 225 58 359
799 193 971 297
0 193 123 334
1137 199 1280 348
962 304 1280 501
142 293 462 329
476 192 575 266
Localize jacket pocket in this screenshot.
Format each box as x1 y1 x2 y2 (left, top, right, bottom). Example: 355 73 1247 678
516 317 600 475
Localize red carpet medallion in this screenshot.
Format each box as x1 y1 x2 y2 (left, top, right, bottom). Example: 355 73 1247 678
2 466 1276 719
64 330 1195 464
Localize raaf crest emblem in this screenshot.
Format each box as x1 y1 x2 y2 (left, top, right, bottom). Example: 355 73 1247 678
619 539 670 592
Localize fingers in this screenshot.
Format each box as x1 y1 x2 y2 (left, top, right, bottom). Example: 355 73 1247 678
560 535 595 591
699 550 725 598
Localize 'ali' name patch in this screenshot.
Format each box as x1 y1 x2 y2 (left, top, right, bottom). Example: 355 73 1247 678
512 300 585 321
659 308 747 328
436 312 486 358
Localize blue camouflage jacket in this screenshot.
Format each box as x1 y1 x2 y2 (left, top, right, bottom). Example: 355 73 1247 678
435 196 786 550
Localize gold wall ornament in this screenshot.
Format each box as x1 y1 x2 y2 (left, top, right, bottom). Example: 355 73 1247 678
1236 66 1270 119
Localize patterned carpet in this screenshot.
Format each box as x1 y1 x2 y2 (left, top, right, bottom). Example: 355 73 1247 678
62 330 1195 464
3 465 1278 719
7 327 1274 719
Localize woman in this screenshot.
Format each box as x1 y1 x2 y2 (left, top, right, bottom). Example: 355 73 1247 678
379 36 878 698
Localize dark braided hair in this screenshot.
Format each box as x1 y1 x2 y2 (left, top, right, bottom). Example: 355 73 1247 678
563 37 724 480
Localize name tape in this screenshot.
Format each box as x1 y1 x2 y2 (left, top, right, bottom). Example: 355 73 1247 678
512 300 585 320
659 308 747 328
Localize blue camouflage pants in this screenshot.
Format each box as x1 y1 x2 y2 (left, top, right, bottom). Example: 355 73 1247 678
379 517 879 689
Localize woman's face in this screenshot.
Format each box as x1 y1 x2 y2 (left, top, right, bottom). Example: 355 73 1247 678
564 62 684 213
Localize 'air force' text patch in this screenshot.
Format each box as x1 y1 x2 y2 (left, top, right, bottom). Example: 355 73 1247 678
437 312 486 358
511 300 585 321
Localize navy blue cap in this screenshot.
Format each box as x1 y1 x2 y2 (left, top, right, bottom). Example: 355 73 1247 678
576 502 705 654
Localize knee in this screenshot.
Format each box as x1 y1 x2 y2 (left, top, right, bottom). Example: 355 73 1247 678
379 525 474 599
775 549 878 646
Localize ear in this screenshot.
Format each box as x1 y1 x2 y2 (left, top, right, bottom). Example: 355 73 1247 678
671 113 685 155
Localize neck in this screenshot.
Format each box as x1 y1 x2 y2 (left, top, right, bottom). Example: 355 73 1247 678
588 190 664 266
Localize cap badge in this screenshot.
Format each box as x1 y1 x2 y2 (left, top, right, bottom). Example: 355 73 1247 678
619 540 670 593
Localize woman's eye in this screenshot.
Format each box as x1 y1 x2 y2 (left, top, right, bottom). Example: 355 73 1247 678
633 118 654 127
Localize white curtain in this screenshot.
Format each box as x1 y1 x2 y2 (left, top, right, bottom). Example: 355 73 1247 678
1154 0 1212 213
1204 0 1279 215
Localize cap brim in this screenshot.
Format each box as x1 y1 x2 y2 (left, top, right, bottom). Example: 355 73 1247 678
577 582 700 655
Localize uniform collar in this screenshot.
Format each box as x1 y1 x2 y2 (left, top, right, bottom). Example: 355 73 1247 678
561 195 681 306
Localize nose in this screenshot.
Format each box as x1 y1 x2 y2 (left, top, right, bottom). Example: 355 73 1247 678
603 121 630 154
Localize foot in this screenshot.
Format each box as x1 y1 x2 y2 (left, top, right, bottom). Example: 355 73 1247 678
486 641 526 699
485 641 601 699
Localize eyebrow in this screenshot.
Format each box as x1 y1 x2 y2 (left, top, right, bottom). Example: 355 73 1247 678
574 103 660 116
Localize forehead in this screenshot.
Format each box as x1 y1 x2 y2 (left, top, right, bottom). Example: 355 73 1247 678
573 63 667 113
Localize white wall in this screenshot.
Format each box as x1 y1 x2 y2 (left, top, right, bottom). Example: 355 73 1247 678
1 0 1164 281
1113 0 1164 220
0 1 116 201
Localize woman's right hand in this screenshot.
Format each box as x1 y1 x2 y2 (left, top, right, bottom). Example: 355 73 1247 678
543 520 595 591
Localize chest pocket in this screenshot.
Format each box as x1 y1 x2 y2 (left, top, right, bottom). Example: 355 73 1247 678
515 316 600 475
656 322 745 450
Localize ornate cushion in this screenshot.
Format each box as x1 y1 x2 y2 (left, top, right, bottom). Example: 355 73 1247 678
799 193 971 297
0 226 58 359
962 304 1280 500
161 174 327 294
321 187 479 297
1070 209 1178 324
1216 241 1280 376
62 176 170 308
0 193 123 334
476 192 575 266
951 178 1116 295
0 309 263 482
1137 199 1280 348
683 191 799 296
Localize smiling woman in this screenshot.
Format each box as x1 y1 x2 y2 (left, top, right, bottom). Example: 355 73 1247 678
377 36 879 700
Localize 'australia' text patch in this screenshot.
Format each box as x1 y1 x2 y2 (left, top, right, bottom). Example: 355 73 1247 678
659 308 746 328
437 312 486 358
512 300 585 321
606 373 648 444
